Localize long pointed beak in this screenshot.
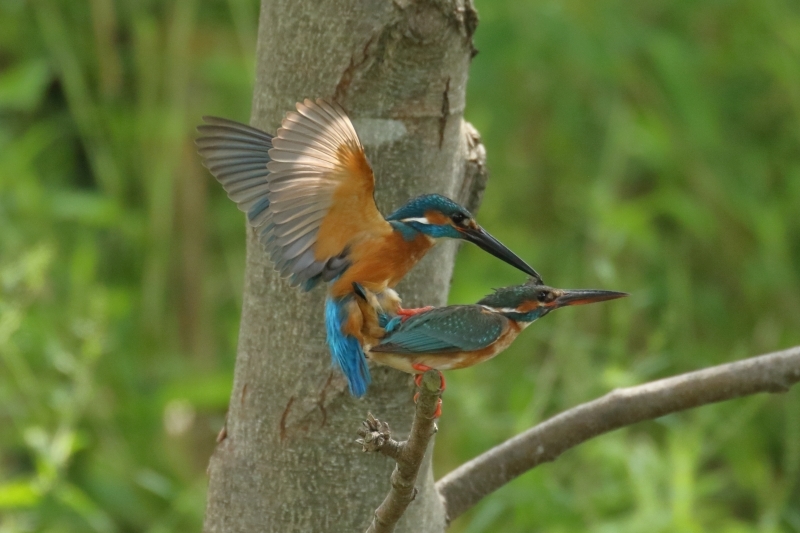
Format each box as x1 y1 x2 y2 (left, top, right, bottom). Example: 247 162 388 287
554 288 628 308
463 226 543 284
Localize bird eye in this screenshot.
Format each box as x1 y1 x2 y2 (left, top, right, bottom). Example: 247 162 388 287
451 213 468 226
537 291 552 303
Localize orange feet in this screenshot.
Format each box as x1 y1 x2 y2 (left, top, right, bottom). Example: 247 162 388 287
412 392 443 418
397 306 434 322
412 363 446 391
412 363 445 418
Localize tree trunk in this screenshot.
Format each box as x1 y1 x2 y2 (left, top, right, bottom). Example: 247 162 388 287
203 1 482 532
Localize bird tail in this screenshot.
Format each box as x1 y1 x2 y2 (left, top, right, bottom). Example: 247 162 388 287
325 296 370 397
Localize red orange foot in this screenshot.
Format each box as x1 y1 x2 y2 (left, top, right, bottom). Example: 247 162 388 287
412 363 446 391
412 393 443 419
433 398 442 418
397 306 434 322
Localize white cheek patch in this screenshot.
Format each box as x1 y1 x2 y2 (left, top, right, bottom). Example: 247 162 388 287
480 305 529 314
401 217 430 225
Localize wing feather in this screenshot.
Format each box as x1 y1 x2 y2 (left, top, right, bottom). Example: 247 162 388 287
372 306 508 355
264 99 389 281
197 99 390 290
196 118 273 225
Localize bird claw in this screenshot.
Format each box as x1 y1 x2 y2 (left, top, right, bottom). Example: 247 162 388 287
411 364 446 391
410 365 445 418
412 392 443 419
432 399 442 419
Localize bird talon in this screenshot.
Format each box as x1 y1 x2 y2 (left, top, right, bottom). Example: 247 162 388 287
411 363 446 392
412 393 442 418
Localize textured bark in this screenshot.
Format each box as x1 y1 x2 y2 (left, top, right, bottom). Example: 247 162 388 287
203 1 481 532
361 371 445 533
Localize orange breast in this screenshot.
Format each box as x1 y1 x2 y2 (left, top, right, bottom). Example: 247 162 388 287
329 231 435 297
449 321 524 369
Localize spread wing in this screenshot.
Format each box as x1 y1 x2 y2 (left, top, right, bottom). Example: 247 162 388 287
371 306 508 354
266 99 390 286
196 99 391 289
196 116 274 226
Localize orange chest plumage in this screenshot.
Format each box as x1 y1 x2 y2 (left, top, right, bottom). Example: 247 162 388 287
329 230 435 297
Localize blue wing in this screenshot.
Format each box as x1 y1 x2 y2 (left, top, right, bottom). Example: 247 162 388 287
372 306 508 354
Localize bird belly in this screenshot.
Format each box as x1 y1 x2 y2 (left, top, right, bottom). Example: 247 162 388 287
450 323 523 369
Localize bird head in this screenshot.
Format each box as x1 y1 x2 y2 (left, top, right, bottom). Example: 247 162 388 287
477 278 628 323
387 194 543 283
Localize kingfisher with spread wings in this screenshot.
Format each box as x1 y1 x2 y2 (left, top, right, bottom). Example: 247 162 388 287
196 99 542 397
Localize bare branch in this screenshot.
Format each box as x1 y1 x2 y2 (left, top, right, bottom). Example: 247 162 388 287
436 345 800 524
360 370 444 533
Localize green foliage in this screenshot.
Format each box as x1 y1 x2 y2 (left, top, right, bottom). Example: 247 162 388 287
441 0 800 531
0 0 798 532
0 1 257 531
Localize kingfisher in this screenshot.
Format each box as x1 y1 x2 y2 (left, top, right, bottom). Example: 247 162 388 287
353 279 627 413
196 99 542 397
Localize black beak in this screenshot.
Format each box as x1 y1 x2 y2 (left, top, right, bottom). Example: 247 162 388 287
463 226 544 284
553 288 628 308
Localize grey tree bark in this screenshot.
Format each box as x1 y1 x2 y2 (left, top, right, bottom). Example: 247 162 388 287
203 1 482 531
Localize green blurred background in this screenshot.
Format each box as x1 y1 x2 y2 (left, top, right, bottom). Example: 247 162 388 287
1 0 799 531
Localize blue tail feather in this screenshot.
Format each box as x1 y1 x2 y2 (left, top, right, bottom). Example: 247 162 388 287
325 297 370 397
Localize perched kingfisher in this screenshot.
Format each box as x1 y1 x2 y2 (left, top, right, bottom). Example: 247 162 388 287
353 279 627 413
196 99 542 397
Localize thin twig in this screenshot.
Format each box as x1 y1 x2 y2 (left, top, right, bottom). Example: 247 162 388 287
359 370 444 533
436 345 800 524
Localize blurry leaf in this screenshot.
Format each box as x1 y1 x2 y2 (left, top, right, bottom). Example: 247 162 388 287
161 372 234 410
55 483 115 533
0 480 39 508
49 191 121 227
135 469 174 500
0 59 52 112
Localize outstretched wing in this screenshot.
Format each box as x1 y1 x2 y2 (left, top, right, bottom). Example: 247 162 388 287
265 99 390 286
196 116 274 227
197 100 391 289
372 306 508 354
